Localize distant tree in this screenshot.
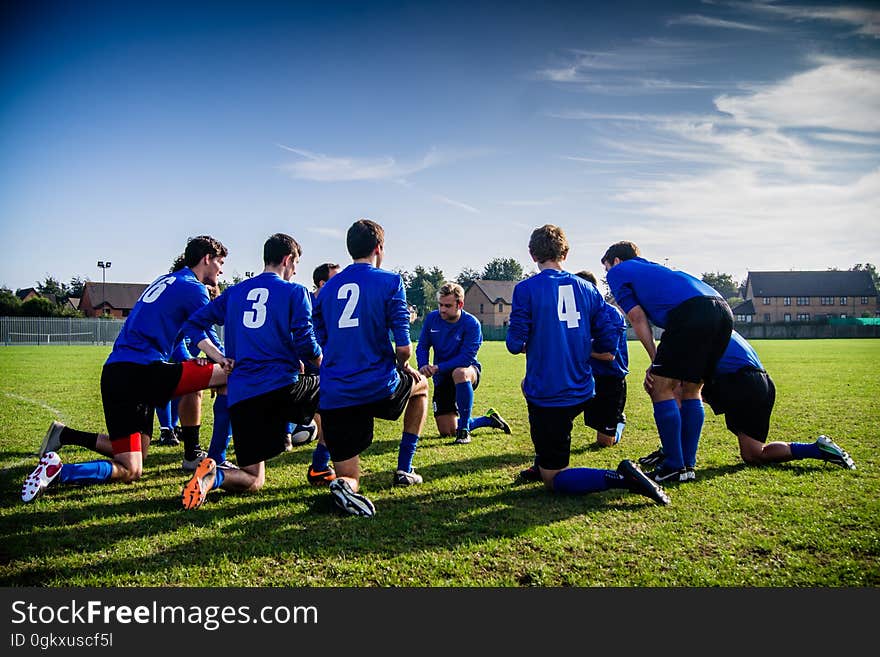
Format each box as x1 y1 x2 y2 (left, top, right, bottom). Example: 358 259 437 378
851 263 880 289
36 275 68 303
68 276 88 298
20 297 60 317
701 272 740 301
0 288 21 316
482 258 524 281
456 268 481 291
405 266 445 319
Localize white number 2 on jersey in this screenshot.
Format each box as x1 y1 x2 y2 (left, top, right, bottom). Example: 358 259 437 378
557 284 581 328
243 287 269 328
338 283 360 328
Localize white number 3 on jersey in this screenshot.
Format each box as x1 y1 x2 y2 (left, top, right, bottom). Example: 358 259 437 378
243 288 269 328
557 284 581 328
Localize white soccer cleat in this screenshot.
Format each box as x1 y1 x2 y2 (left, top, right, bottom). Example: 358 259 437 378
21 452 63 503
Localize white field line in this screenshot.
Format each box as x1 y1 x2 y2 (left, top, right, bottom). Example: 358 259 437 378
2 391 66 471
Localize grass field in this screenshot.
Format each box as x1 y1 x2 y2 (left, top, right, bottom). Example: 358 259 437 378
1 340 878 587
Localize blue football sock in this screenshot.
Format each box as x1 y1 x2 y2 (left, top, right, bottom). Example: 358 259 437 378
552 467 612 494
653 399 684 470
455 381 474 431
790 441 823 460
156 402 173 430
679 399 705 468
468 415 493 430
207 394 231 462
397 432 419 473
311 442 331 469
213 468 224 491
170 398 180 428
58 460 113 485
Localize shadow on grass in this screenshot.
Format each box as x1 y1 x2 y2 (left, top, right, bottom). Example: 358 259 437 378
0 448 671 585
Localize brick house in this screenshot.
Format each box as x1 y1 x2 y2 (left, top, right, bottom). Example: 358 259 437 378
741 271 879 322
463 279 517 327
79 281 148 318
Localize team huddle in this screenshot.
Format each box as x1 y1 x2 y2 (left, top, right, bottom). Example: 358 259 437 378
20 222 856 517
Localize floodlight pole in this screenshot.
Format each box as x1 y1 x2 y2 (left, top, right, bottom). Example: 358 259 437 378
97 260 112 317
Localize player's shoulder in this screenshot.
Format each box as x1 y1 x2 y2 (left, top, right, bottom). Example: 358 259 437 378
460 310 480 326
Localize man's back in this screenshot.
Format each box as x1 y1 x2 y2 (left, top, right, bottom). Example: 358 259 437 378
507 269 615 406
315 262 410 408
714 331 763 376
107 267 208 366
591 303 629 378
188 271 319 406
606 257 720 328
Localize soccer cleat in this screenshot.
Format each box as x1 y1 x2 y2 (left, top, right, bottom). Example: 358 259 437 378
393 469 423 486
684 466 696 481
648 466 688 483
181 457 217 510
329 479 375 517
38 421 65 457
486 408 512 434
307 464 337 486
453 428 471 444
638 446 664 469
518 464 541 483
816 435 856 470
617 459 670 506
21 452 63 503
181 448 208 472
216 459 239 470
157 427 180 446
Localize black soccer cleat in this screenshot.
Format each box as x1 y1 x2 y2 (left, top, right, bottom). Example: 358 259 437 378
617 459 670 505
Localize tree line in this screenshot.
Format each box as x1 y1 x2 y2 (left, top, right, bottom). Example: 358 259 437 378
2 262 877 319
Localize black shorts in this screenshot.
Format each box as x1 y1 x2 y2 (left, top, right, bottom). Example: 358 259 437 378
320 369 415 463
228 375 319 467
583 375 627 435
652 296 733 384
432 366 481 416
527 400 588 471
702 368 775 442
101 361 183 441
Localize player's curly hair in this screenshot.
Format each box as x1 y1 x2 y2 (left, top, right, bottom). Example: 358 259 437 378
528 224 569 263
184 235 228 268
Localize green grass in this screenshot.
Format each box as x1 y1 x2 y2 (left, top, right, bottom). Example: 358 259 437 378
1 340 878 586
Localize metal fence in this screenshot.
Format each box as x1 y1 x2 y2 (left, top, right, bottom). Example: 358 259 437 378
0 316 126 346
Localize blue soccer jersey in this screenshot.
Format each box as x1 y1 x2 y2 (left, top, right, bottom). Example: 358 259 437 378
714 331 764 375
416 310 482 376
590 303 629 378
606 257 721 328
183 271 320 406
313 262 410 409
506 269 617 407
106 267 210 366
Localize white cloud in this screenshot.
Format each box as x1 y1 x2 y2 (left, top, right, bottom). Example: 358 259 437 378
746 2 880 38
714 56 880 132
307 226 345 239
610 167 880 277
668 14 774 32
277 145 428 182
432 194 479 214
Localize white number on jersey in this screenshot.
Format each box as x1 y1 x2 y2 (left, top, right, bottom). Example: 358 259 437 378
557 284 581 328
243 287 269 328
141 276 176 304
338 283 360 328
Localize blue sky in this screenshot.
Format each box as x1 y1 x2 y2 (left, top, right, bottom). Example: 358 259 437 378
1 0 878 294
